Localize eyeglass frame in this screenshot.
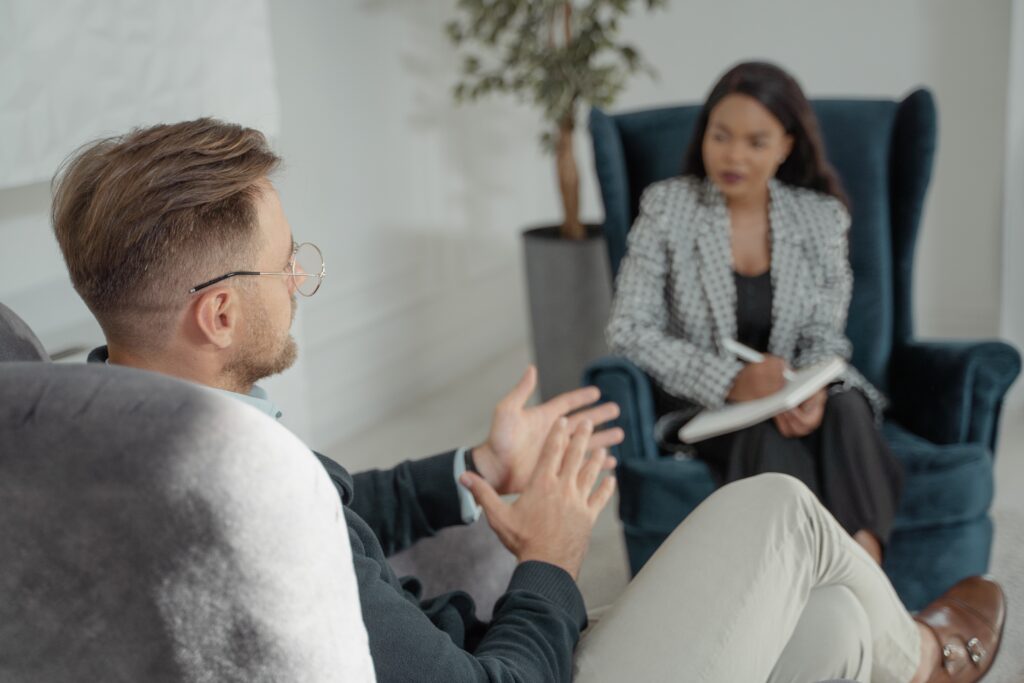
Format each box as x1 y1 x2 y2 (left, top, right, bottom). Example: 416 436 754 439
188 241 326 296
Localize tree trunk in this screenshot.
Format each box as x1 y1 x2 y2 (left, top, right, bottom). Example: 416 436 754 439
556 116 584 240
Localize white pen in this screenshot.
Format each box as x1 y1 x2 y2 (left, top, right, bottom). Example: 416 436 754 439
723 338 797 381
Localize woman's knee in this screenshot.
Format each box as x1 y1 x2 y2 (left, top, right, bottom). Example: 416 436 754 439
823 388 872 421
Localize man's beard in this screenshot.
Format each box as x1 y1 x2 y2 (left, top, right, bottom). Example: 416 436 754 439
223 295 298 391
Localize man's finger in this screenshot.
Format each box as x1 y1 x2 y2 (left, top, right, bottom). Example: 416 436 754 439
502 365 538 409
578 448 609 493
537 417 571 477
588 475 617 513
589 427 625 450
544 385 601 417
560 420 593 479
567 401 620 430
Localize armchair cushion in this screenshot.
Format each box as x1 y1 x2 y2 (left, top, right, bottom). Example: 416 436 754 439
883 421 993 530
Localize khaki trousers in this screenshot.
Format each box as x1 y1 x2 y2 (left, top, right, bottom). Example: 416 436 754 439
574 474 920 683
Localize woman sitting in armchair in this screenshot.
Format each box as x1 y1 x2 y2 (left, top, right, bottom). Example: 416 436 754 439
607 61 903 563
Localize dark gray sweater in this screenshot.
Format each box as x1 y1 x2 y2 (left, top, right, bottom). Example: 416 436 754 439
314 452 588 682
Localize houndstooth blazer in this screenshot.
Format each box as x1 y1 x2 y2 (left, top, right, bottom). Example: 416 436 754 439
606 175 885 417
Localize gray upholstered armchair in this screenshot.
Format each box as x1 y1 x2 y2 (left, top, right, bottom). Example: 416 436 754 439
0 304 374 681
583 90 1021 611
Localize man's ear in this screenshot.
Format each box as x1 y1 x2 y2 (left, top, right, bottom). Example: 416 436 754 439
191 288 242 350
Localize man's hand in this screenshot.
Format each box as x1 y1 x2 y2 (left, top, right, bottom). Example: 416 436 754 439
471 365 623 495
773 388 827 438
460 419 617 579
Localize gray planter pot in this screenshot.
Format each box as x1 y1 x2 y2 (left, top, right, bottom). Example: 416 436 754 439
522 225 613 401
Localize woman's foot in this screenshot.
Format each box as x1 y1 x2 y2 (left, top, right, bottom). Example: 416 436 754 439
913 575 1006 682
853 529 882 564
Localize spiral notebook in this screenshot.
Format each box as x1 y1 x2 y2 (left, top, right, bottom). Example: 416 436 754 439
678 357 847 444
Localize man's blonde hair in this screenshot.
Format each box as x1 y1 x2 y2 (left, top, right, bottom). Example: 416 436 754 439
51 118 281 346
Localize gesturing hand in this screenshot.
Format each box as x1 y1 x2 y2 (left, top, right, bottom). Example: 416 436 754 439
471 365 623 495
459 418 617 579
774 388 827 438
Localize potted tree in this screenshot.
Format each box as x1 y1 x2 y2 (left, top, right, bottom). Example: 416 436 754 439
448 0 666 399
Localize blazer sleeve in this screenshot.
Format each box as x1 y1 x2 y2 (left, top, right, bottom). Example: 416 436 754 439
607 184 743 408
349 452 466 557
793 199 855 368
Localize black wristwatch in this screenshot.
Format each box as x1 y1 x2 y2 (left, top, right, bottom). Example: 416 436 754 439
463 448 480 475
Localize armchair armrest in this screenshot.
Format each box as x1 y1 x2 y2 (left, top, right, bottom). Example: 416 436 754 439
889 340 1021 450
582 355 660 461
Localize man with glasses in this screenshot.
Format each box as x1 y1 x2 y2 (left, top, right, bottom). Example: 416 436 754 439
53 118 628 682
50 118 1004 683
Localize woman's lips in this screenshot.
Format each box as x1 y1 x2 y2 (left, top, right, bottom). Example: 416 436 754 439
720 172 745 184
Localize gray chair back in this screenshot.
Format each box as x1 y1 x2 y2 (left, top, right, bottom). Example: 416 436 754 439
0 362 374 682
0 303 48 361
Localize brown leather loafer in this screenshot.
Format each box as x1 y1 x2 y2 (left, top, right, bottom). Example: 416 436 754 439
914 575 1006 682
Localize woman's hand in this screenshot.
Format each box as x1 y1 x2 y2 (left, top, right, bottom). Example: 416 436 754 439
727 355 789 402
774 389 827 438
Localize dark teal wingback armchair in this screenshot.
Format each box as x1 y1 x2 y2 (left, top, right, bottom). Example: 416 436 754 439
584 89 1021 611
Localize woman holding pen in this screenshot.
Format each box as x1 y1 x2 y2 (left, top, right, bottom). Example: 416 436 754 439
606 61 903 563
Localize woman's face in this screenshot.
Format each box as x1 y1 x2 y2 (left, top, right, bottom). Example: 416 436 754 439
701 93 794 204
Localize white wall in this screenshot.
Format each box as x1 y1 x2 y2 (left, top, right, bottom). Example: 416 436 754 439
0 0 1015 448
1003 0 1024 413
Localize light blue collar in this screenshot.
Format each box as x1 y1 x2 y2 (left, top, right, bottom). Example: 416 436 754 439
102 357 283 421
211 384 284 421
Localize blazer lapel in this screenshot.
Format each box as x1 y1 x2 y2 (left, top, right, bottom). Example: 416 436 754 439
767 179 805 358
695 179 737 351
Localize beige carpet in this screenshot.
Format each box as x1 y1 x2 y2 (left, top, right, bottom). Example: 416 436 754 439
986 505 1024 682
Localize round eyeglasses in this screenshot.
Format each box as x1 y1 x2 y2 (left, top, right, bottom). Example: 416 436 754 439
188 241 326 297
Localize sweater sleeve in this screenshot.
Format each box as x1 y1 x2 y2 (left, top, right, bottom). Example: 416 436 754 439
349 452 466 556
350 512 587 683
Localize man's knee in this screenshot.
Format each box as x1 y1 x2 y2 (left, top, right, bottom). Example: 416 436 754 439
714 472 815 506
690 473 818 532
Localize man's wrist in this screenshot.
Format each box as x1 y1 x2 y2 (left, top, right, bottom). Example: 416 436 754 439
517 551 583 581
462 448 480 475
471 443 504 490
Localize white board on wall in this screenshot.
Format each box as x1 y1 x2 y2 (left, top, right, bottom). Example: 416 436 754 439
0 0 279 190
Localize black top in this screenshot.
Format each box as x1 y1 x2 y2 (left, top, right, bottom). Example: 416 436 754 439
734 270 773 353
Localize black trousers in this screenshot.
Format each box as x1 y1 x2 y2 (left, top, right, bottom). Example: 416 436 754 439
657 388 904 548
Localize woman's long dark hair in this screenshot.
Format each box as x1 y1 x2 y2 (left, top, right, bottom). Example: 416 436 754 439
684 61 848 207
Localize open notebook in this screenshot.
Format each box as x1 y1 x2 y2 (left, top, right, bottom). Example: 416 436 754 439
679 357 847 444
